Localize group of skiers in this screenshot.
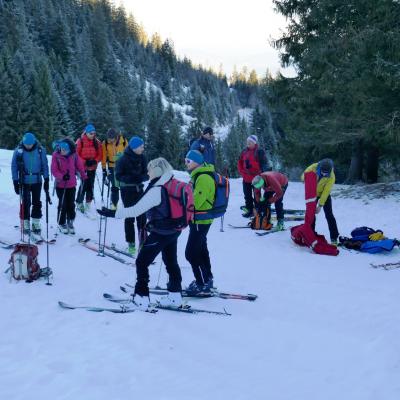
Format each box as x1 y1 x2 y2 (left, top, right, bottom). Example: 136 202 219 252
10 124 338 310
237 134 338 244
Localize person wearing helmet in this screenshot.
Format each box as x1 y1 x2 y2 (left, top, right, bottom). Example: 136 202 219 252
302 158 339 245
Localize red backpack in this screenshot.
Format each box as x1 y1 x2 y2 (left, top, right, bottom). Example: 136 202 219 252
163 178 194 231
9 243 41 281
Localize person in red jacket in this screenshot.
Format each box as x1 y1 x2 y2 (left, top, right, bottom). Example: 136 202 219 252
237 135 268 218
252 171 289 230
75 124 102 212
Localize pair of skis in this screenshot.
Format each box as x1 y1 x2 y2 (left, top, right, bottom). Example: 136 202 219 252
228 224 286 236
121 283 257 301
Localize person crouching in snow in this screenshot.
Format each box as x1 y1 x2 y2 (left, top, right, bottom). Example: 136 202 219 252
237 135 268 218
252 171 289 231
184 150 216 295
97 158 183 310
302 158 339 245
51 138 87 234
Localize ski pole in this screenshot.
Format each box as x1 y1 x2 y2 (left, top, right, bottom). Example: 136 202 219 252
45 193 52 286
155 259 163 290
220 216 224 232
57 181 67 226
101 178 111 253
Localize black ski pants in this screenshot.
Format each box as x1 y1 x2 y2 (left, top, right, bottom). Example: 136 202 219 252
185 223 213 286
242 181 254 213
265 183 288 221
107 167 119 207
56 187 76 225
76 169 96 204
21 183 42 220
121 187 146 245
135 231 182 297
312 195 339 241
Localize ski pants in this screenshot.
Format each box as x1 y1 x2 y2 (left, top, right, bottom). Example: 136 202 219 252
135 231 182 296
242 181 255 213
107 168 120 207
185 223 213 286
56 187 76 225
20 183 42 220
76 169 96 204
312 195 339 241
121 186 146 245
265 183 288 221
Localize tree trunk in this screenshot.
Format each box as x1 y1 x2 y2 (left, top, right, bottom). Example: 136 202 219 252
365 145 379 183
346 140 364 183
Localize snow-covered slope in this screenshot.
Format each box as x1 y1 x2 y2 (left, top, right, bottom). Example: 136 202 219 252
0 149 399 400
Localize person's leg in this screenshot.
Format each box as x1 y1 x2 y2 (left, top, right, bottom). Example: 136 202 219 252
162 232 182 293
323 195 339 241
85 170 96 203
56 187 67 225
30 182 43 219
108 168 119 206
198 224 213 282
121 188 136 244
22 184 31 222
275 184 287 221
185 223 206 285
243 181 254 213
66 188 77 223
135 232 164 296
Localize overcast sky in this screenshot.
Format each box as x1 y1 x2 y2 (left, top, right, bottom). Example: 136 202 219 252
113 0 294 78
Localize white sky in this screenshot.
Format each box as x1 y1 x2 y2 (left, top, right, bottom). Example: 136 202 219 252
113 0 294 78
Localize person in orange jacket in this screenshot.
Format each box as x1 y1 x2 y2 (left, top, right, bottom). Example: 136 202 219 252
76 124 102 212
252 171 289 230
101 128 128 209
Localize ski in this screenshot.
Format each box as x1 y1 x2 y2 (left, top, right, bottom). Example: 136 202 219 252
148 287 258 301
13 226 56 244
228 223 251 229
272 208 305 215
272 215 304 222
96 242 135 259
78 238 133 265
370 261 400 270
58 301 157 313
0 239 18 249
103 293 231 316
256 228 286 236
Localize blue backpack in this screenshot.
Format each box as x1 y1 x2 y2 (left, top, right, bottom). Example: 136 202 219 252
193 172 230 220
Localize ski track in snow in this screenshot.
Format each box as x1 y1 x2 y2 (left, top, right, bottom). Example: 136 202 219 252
0 149 399 400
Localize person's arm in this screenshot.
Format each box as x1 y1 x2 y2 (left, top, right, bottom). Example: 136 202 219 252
76 139 82 159
190 139 200 151
319 173 335 206
115 186 162 218
51 155 63 182
76 154 88 180
41 148 49 179
258 149 268 172
96 139 103 163
11 150 19 181
267 174 283 203
101 142 107 169
194 175 215 210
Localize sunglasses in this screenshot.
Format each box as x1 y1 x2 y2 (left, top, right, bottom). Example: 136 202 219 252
185 158 192 164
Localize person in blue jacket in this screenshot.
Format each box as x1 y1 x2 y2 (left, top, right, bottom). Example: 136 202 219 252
190 126 216 165
11 132 50 236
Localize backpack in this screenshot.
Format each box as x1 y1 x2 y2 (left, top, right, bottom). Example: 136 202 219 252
250 208 272 230
9 243 41 281
193 171 230 221
163 178 194 231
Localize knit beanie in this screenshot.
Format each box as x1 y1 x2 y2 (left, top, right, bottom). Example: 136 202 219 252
106 128 118 139
317 158 334 176
252 175 265 189
185 150 204 165
85 124 96 134
247 135 258 144
22 132 36 146
203 126 214 135
129 136 144 150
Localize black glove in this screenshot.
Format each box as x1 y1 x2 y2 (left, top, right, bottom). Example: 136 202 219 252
13 180 20 195
97 207 116 218
43 178 49 192
63 172 70 181
85 159 97 168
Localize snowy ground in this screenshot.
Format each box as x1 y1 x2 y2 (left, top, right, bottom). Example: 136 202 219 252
0 148 399 400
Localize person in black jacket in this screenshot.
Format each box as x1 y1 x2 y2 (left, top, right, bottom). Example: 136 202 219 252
115 136 148 255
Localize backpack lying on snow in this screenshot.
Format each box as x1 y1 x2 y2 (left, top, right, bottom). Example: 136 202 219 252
8 243 52 282
339 226 399 254
250 208 273 230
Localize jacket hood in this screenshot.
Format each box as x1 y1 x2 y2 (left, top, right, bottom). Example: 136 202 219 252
190 163 215 178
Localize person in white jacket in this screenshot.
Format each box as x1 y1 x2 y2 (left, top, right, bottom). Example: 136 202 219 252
98 158 183 310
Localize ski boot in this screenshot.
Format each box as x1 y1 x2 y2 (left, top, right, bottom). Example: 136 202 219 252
127 242 136 256
110 203 117 211
241 207 253 218
158 291 183 307
67 220 75 235
276 219 285 231
202 278 214 293
23 219 30 235
58 224 69 234
185 280 205 296
31 218 42 235
76 203 85 213
132 294 150 311
331 239 338 247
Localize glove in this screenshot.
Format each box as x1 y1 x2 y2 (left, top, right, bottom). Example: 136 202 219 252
13 180 20 195
85 159 97 168
63 172 70 181
316 205 322 214
199 144 205 153
43 178 49 192
97 207 116 218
